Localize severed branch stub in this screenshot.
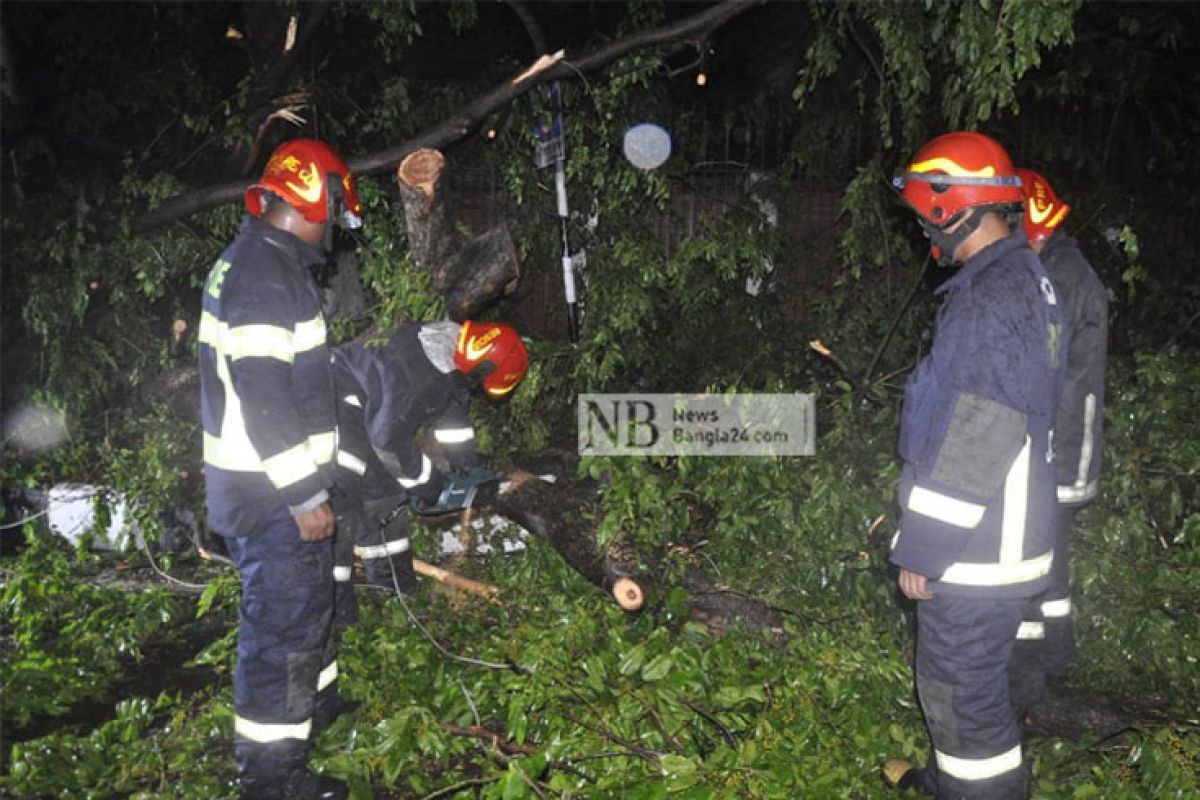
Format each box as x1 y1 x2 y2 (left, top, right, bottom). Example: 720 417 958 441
396 148 520 320
611 577 645 611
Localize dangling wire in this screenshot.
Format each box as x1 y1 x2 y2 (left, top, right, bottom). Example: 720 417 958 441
370 501 520 673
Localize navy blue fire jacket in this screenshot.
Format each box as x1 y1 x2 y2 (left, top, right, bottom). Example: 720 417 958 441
1039 231 1107 505
890 232 1067 599
199 217 336 535
332 322 477 494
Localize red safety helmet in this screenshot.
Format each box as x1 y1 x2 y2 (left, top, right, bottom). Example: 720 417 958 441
1017 168 1070 246
892 132 1024 264
245 138 362 228
454 321 529 397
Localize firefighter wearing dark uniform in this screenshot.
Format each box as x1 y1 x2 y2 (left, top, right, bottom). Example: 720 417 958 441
330 320 528 593
884 133 1067 799
200 139 360 800
1011 169 1108 691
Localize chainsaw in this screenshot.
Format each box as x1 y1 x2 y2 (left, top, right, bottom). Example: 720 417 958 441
409 466 501 517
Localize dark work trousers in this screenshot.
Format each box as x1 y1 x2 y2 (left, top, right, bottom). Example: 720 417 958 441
359 496 416 590
1035 504 1079 675
334 397 417 593
917 594 1028 800
1010 505 1078 717
221 501 337 793
329 489 360 634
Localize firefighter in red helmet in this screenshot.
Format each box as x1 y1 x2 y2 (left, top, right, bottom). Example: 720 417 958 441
200 139 361 799
884 133 1066 799
1009 168 1108 713
330 320 528 593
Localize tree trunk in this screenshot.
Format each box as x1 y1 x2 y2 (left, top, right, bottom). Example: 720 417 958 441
492 467 785 632
494 471 651 611
396 148 521 319
396 149 461 289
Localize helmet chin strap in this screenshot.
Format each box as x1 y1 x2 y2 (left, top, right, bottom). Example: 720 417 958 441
921 208 983 267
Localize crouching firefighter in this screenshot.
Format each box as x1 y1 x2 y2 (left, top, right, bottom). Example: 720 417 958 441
883 132 1067 799
329 319 529 595
200 139 362 800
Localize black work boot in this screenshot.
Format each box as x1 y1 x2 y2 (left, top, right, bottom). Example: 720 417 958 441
365 550 420 595
241 768 349 800
285 769 349 800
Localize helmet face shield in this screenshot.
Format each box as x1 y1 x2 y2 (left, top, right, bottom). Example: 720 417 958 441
894 131 1024 263
324 173 362 231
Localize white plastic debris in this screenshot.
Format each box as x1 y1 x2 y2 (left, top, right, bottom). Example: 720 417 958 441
438 513 529 556
46 484 136 551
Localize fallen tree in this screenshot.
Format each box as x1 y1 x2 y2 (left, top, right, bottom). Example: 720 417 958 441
488 467 788 633
133 0 762 233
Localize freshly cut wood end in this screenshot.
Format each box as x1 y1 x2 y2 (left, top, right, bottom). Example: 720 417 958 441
612 577 645 611
397 149 446 197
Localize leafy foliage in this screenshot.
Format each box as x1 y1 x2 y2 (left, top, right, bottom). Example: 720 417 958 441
2 1 1199 798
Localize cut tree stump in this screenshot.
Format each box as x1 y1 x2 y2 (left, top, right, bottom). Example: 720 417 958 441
396 148 520 320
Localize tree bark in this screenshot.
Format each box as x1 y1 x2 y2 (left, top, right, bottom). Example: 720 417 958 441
494 471 651 611
134 0 762 233
396 148 521 319
491 467 785 631
396 149 460 283
443 226 521 320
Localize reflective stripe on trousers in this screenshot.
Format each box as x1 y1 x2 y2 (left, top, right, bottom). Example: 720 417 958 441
916 593 1028 799
222 503 335 783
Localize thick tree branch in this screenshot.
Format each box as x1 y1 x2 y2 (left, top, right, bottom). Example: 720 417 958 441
134 0 762 233
504 0 549 57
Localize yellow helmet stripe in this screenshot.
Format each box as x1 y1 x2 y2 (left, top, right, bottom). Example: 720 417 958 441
907 157 996 178
456 321 471 356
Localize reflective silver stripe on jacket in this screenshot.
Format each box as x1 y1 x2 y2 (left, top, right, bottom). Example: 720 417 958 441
1016 621 1045 640
199 308 333 488
397 454 432 488
1058 393 1098 504
907 486 986 529
317 660 338 692
434 427 474 444
940 437 1054 587
336 450 367 477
